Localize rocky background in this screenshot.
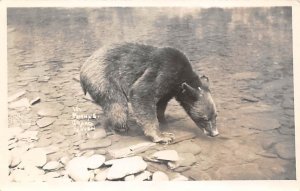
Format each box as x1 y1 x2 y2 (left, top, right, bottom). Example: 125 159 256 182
7 7 295 181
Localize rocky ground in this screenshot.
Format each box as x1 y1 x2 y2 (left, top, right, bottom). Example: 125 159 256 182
7 7 295 181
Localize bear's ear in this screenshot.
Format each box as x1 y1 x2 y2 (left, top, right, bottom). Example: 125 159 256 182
181 82 199 99
200 75 210 90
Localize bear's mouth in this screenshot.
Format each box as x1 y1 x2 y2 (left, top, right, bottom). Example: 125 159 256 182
197 120 219 137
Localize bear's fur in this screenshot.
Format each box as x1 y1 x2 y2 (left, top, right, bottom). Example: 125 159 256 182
80 43 218 143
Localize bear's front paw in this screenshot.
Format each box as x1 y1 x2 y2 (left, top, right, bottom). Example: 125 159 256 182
152 132 175 144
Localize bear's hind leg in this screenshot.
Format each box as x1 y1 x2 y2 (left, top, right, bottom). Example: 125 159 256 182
103 99 129 133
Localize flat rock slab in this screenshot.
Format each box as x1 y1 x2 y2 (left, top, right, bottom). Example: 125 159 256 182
38 108 62 117
151 150 179 162
87 155 105 169
66 157 89 181
152 171 169 181
8 90 26 102
79 138 112 150
21 148 47 167
9 98 30 109
87 128 107 139
108 141 156 159
168 140 202 155
105 156 147 180
36 117 56 128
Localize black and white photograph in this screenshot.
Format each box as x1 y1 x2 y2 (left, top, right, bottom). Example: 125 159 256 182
1 1 298 187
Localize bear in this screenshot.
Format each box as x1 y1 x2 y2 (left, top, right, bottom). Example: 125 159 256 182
80 42 218 143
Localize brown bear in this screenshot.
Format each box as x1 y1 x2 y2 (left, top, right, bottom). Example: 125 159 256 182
80 43 218 143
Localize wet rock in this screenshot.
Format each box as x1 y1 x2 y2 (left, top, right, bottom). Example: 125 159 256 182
79 138 112 150
274 141 295 160
108 141 156 159
95 168 109 181
8 90 26 102
87 128 107 139
151 150 179 162
152 171 169 181
66 157 89 181
43 161 61 171
30 97 41 105
171 174 189 181
36 117 55 128
215 163 267 180
87 155 105 169
168 152 196 169
124 175 135 181
21 148 47 167
234 147 259 162
9 98 30 109
38 108 62 117
169 140 202 155
106 156 147 180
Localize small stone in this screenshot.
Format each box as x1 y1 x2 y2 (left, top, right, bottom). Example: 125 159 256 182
79 138 112 150
151 150 179 162
43 161 61 171
36 117 56 128
124 175 135 181
106 156 147 180
9 98 30 109
8 90 26 102
30 97 41 105
38 108 62 117
174 166 191 173
87 155 105 169
21 148 47 167
87 128 107 139
66 157 89 181
38 76 51 82
152 171 169 181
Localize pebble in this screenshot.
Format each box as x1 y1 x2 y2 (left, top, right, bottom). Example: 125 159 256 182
30 97 41 105
87 128 107 139
43 161 61 171
21 148 47 167
151 150 179 162
87 155 106 169
106 156 147 180
38 108 62 117
152 171 169 181
36 117 56 128
79 138 112 150
66 157 90 181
